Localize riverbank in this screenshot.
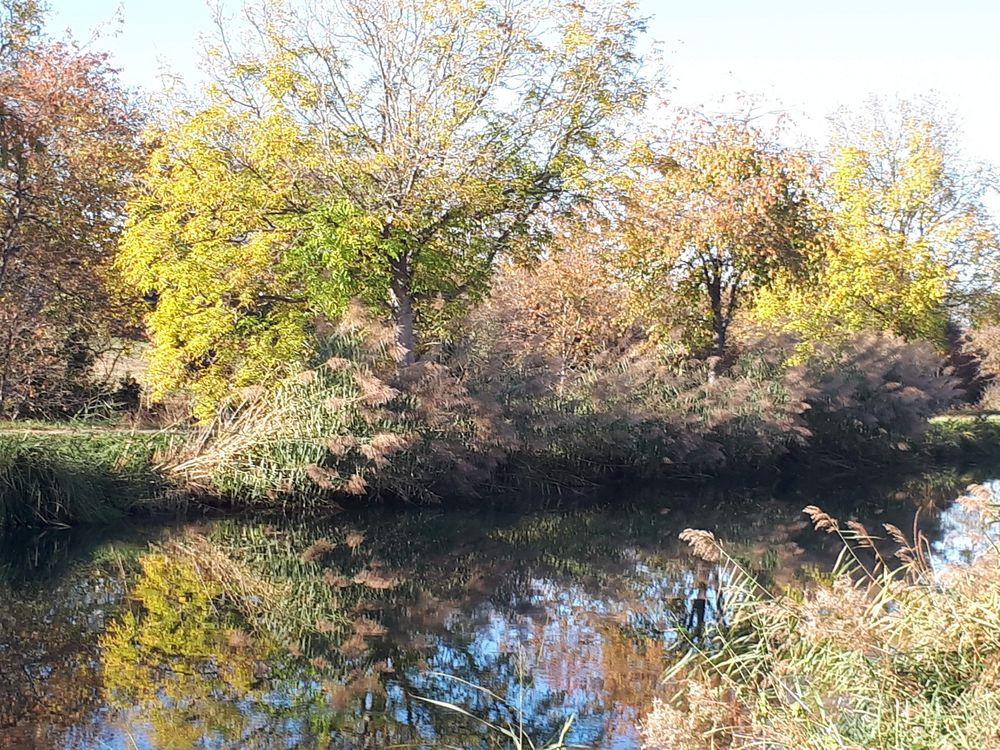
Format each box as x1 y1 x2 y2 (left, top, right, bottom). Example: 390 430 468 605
2 414 999 528
0 427 181 526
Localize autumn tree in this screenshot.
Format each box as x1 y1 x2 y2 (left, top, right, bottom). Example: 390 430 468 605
755 98 1000 346
620 112 815 372
0 0 144 417
119 0 651 414
478 216 636 383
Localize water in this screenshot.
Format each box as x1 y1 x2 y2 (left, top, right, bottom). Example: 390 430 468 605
1 469 998 750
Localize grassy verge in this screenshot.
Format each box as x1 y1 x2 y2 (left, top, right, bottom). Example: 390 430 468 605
923 413 1000 462
643 489 1000 750
1 409 999 530
0 428 181 527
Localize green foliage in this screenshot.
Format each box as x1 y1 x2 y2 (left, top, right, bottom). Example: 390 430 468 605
0 429 176 526
119 0 651 415
924 415 1000 462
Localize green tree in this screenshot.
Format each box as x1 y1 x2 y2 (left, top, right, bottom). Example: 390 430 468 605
119 0 651 414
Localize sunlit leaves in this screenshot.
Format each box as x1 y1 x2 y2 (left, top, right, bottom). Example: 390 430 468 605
0 4 144 416
119 0 651 413
754 98 999 348
101 553 275 748
117 106 318 414
619 112 815 361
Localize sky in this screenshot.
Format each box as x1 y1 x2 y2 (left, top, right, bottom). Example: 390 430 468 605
50 0 1000 167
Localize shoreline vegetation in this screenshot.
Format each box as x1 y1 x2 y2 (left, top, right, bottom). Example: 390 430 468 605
9 302 1000 529
2 2 1000 748
643 490 1000 750
1 2 999 531
2 403 999 529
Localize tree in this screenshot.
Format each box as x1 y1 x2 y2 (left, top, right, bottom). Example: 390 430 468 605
0 0 144 417
119 0 651 414
477 215 636 384
619 112 815 372
755 98 1000 346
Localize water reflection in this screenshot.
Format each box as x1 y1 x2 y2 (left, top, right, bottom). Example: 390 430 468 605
1 469 997 749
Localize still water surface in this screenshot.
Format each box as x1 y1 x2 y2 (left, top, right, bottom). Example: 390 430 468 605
1 469 998 750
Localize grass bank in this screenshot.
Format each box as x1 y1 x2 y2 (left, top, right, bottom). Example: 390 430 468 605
0 428 181 526
925 413 1000 462
1 411 998 530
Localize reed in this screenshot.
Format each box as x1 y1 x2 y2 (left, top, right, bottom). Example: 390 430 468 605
167 315 964 507
642 485 1000 749
0 429 178 527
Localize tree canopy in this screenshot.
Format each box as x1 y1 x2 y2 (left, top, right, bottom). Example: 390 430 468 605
118 0 651 413
0 0 144 417
619 112 816 367
755 98 1000 347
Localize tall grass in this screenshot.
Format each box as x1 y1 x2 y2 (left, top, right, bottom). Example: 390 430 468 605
167 315 963 505
0 430 177 526
166 304 512 505
642 485 1000 750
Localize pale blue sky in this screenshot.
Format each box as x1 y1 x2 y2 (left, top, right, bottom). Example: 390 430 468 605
51 0 1000 165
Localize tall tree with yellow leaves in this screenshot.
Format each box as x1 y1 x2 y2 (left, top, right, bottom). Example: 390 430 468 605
119 0 651 415
755 98 999 346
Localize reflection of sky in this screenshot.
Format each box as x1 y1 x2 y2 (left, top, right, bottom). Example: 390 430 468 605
930 480 1000 570
397 564 736 750
1 539 783 749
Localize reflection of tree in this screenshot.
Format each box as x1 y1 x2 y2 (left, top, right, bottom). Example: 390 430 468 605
96 538 490 749
5 465 998 748
597 623 669 742
101 553 280 748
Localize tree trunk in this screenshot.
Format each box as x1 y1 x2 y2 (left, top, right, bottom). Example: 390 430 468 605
389 260 417 366
707 276 726 382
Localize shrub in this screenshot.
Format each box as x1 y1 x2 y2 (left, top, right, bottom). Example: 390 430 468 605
802 332 959 453
965 324 1000 408
171 294 960 504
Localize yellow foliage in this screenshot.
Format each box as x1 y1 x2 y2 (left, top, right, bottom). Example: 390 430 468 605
753 98 998 349
117 106 319 416
101 552 273 748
